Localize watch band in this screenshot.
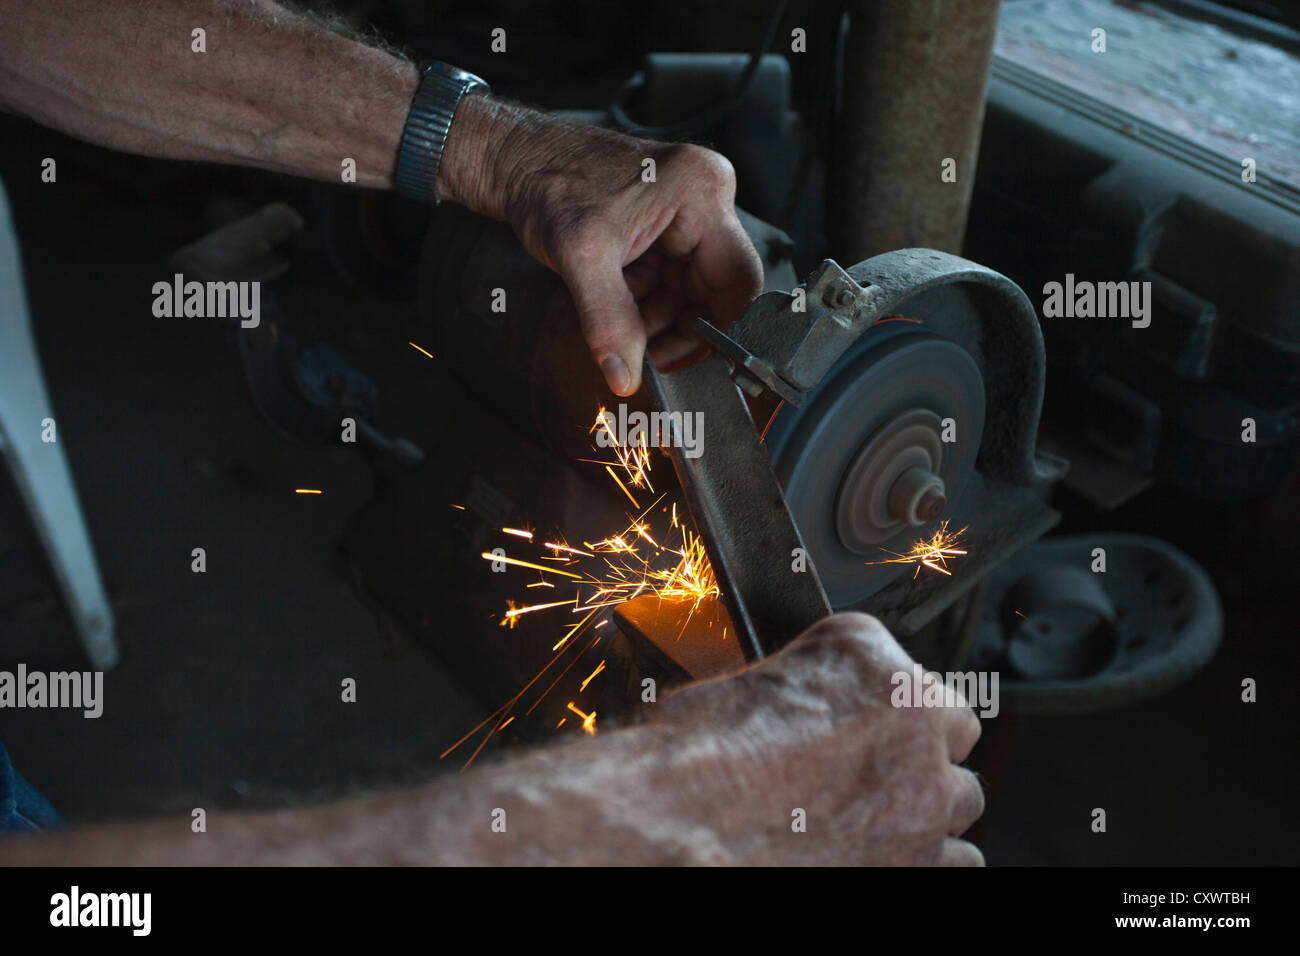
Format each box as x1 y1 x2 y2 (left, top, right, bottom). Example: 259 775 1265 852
395 61 491 204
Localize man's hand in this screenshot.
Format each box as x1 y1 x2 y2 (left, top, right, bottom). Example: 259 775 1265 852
642 612 986 864
439 96 765 396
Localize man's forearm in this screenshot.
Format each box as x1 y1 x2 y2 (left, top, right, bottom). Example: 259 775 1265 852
0 0 417 188
0 723 720 866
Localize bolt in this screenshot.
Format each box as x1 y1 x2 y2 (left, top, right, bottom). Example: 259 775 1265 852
917 487 947 522
824 279 858 309
887 467 947 526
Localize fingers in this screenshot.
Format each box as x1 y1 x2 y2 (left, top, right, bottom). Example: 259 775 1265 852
945 703 982 764
947 765 986 836
656 207 762 332
560 251 645 396
937 837 986 867
691 212 764 332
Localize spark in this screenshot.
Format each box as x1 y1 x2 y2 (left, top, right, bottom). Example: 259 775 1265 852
450 504 465 510
865 521 969 578
409 341 435 359
544 541 593 558
503 597 577 621
579 660 606 692
606 465 640 509
446 408 721 766
567 701 597 735
294 489 322 495
481 553 582 578
553 608 599 651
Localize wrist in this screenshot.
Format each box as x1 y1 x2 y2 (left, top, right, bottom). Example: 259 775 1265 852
436 93 524 218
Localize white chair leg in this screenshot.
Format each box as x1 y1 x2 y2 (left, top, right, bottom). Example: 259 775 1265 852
0 178 118 670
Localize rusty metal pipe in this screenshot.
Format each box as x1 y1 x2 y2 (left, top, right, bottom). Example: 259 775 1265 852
832 0 1002 261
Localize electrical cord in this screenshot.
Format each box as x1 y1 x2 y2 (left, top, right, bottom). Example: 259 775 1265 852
609 0 789 139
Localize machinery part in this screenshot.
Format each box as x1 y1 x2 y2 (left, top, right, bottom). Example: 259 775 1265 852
999 566 1119 680
313 186 431 302
769 334 985 604
613 594 746 684
721 259 888 402
755 249 1061 627
832 0 1002 261
970 38 1300 502
971 534 1222 715
837 409 949 552
609 2 789 139
644 351 832 661
690 315 803 406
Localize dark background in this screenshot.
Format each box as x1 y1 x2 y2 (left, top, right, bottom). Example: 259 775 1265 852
0 0 1296 864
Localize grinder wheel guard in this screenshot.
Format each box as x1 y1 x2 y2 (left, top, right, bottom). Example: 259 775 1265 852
642 249 1059 661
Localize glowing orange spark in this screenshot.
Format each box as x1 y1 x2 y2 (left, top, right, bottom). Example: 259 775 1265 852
446 407 720 764
567 701 597 735
606 465 640 509
503 597 577 621
409 341 434 359
579 660 606 692
481 553 582 578
294 489 322 495
544 541 594 557
865 521 969 578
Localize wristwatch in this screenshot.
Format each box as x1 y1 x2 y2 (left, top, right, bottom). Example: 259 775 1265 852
395 61 492 204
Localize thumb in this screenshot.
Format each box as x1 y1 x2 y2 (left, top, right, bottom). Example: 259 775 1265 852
561 259 646 396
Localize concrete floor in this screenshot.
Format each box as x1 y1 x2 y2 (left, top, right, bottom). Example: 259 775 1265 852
1 114 1296 865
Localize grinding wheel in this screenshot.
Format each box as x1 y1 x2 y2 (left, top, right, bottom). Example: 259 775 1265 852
765 328 986 607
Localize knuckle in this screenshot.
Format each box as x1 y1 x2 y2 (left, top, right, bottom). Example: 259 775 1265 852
669 143 736 194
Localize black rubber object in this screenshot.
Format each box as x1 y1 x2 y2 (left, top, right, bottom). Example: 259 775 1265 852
971 533 1222 715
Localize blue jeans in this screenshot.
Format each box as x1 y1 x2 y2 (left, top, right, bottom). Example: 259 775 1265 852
0 742 63 833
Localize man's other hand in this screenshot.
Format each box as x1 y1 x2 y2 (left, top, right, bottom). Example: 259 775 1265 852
645 612 987 865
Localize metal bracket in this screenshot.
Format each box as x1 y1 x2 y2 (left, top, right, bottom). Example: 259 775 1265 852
695 259 889 406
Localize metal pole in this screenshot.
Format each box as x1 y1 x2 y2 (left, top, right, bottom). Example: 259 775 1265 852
832 0 1002 261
